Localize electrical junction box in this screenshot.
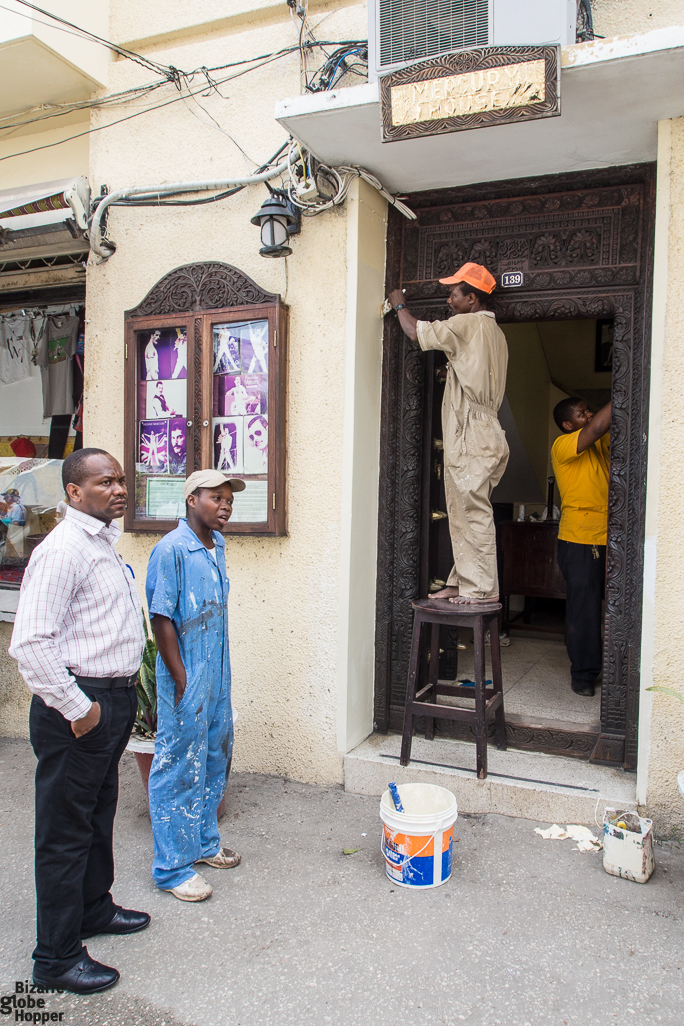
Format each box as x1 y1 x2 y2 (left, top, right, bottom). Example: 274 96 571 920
369 0 577 80
295 179 319 201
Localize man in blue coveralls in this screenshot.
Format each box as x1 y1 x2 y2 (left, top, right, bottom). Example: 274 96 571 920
146 469 245 902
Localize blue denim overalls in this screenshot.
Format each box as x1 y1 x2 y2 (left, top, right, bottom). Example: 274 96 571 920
146 519 233 889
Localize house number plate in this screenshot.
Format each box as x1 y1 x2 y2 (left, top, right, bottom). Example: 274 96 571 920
501 271 524 287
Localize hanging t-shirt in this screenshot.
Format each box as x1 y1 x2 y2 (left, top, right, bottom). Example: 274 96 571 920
0 316 32 384
36 314 79 417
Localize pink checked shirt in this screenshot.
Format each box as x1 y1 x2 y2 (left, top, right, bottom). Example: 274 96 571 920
9 506 146 721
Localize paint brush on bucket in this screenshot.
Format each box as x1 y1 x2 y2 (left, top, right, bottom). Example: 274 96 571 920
388 781 404 813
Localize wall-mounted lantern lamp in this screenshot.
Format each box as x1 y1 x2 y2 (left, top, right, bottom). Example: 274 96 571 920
251 192 300 258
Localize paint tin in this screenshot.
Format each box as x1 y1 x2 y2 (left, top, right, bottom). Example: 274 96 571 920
380 783 458 889
603 808 655 884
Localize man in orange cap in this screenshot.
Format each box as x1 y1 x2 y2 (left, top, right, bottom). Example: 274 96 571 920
387 263 509 605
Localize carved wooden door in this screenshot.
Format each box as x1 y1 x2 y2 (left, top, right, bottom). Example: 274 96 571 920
375 165 656 768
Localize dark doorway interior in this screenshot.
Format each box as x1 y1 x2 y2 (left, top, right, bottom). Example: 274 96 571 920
374 165 655 768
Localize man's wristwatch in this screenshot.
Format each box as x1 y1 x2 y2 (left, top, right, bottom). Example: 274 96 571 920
394 303 406 313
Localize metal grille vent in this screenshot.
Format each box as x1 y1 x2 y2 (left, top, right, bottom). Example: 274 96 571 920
377 0 489 68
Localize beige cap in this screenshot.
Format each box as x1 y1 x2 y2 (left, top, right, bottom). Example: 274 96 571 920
183 469 246 501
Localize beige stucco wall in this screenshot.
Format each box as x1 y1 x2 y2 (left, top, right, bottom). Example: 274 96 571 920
0 117 89 191
501 323 552 496
79 1 375 786
638 117 684 832
591 1 684 38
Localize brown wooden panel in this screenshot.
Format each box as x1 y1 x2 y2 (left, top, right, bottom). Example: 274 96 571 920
500 521 566 599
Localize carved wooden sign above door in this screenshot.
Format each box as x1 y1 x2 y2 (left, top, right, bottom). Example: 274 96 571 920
380 46 560 143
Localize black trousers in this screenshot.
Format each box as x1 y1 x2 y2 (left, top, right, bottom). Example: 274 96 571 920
29 683 137 976
557 540 606 686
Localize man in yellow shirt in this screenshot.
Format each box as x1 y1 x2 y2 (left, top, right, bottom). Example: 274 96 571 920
551 397 611 697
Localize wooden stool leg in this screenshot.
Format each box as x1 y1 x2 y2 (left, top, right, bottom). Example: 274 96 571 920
425 622 440 741
473 615 488 780
489 613 507 751
400 613 423 766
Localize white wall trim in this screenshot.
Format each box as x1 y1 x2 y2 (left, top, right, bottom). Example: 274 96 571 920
335 178 387 754
637 118 672 805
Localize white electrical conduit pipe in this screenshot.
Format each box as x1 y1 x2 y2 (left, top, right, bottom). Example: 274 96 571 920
88 144 416 262
88 148 298 262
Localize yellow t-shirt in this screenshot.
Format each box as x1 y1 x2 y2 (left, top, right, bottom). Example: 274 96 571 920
551 429 610 545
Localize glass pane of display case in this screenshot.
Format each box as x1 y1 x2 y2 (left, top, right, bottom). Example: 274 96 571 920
0 458 65 587
134 326 188 521
212 318 269 524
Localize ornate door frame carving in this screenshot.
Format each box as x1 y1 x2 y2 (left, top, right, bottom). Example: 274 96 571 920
374 164 656 767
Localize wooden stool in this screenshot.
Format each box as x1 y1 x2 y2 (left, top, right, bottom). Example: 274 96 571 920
400 598 506 779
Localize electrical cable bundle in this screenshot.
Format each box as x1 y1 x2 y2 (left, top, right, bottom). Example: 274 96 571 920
0 23 368 165
8 0 415 255
284 150 416 221
305 43 369 93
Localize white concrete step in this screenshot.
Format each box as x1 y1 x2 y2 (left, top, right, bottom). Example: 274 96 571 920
344 733 637 826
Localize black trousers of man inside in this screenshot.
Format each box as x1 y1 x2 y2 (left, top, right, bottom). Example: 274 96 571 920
29 682 136 976
557 540 606 687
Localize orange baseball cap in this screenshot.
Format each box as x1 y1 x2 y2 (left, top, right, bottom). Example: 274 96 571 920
439 262 496 294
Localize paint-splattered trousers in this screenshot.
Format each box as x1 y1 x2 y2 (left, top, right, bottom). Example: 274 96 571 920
444 414 509 600
148 663 233 889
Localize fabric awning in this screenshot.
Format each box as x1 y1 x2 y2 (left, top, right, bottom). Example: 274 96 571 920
0 177 90 232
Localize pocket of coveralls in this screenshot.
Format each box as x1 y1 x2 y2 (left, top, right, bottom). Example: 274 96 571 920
173 669 198 714
465 417 507 460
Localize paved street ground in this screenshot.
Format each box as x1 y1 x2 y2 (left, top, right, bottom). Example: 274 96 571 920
1 737 683 1026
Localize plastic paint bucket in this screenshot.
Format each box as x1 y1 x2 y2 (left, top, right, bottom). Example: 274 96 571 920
380 783 458 889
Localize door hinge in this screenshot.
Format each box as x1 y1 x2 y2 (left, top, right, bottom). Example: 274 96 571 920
125 343 128 359
272 492 276 510
274 329 277 348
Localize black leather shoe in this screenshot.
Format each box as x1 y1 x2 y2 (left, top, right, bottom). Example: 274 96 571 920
81 907 151 939
571 681 595 697
33 953 119 995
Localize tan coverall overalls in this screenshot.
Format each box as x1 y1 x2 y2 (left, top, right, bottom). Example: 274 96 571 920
416 311 509 600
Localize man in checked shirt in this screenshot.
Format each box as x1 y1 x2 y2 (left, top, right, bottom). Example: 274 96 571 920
10 448 150 995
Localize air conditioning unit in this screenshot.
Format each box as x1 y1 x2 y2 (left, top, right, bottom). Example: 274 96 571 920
369 0 577 80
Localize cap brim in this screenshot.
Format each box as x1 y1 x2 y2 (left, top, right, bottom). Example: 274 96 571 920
438 274 495 293
226 478 247 493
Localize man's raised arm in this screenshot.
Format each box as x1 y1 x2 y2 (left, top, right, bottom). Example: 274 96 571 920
387 289 418 342
577 401 611 454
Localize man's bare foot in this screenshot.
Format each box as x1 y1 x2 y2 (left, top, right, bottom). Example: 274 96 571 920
448 595 497 606
429 586 459 600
